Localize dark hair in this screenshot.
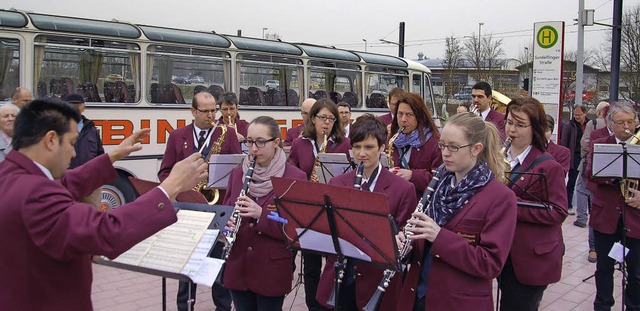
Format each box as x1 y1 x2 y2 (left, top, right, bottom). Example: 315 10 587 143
192 91 214 109
505 97 547 151
349 113 387 147
218 92 239 106
546 114 555 132
12 98 81 150
472 81 492 97
337 102 351 111
573 103 588 114
250 115 282 147
391 93 440 142
302 98 345 143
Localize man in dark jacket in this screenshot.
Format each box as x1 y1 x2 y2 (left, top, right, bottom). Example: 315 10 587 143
560 103 589 215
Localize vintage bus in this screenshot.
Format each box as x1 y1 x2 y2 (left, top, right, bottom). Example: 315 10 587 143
0 9 438 209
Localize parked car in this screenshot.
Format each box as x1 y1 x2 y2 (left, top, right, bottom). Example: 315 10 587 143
265 80 280 90
190 76 204 84
454 91 472 100
172 76 191 84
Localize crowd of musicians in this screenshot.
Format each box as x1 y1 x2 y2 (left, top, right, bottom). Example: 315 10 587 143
0 82 639 311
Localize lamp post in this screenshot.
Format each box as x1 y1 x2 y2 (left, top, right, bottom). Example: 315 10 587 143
362 39 367 52
478 22 484 54
262 27 268 39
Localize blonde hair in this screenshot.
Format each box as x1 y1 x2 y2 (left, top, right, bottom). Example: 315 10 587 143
445 112 506 182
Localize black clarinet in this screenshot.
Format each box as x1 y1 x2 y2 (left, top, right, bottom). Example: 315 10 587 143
362 163 447 311
222 156 256 259
326 161 366 307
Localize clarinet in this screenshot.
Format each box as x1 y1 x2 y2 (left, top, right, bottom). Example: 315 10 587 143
362 163 447 311
326 161 366 307
222 156 257 259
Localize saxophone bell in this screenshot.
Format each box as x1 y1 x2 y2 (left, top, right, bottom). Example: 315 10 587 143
386 126 405 169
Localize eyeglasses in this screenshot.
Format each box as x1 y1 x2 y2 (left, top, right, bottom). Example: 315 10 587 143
315 115 337 123
506 119 531 128
437 142 472 152
195 108 216 114
613 120 636 126
243 137 277 148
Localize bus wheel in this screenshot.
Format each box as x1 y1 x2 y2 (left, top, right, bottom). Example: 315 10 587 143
101 175 137 212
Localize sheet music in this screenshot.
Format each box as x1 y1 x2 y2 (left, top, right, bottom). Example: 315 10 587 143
315 153 351 184
593 144 623 178
111 210 215 273
181 229 219 277
208 154 245 188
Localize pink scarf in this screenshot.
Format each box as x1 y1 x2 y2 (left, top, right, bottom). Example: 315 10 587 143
242 147 287 198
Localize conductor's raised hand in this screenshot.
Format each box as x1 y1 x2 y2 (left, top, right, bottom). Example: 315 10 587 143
159 153 208 201
108 128 151 163
404 211 441 243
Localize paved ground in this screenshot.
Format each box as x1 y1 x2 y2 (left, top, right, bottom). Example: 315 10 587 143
91 213 626 311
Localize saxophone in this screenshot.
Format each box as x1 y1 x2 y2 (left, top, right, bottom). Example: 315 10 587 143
193 122 228 204
309 130 328 183
386 126 404 168
501 136 513 184
222 156 257 259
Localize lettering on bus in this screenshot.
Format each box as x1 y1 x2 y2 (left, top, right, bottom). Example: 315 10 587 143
94 119 187 145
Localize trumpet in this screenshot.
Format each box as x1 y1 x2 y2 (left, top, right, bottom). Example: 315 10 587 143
363 163 447 311
386 126 404 169
621 129 640 200
222 156 257 259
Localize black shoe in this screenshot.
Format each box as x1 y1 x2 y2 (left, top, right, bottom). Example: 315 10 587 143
573 220 586 228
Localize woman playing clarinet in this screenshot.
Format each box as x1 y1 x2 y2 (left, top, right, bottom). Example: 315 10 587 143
397 112 517 311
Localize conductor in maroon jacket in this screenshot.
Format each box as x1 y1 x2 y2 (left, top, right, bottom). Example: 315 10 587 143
222 116 306 310
315 114 417 311
499 97 568 310
471 82 506 140
0 98 207 310
586 101 640 311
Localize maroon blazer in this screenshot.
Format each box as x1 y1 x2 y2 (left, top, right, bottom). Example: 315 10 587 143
398 179 517 311
284 124 303 147
316 168 417 311
587 135 640 238
221 163 306 296
218 116 249 137
390 136 443 198
585 127 612 193
485 108 506 140
378 112 393 126
547 141 571 177
287 136 351 179
508 147 568 286
0 152 176 310
158 122 242 181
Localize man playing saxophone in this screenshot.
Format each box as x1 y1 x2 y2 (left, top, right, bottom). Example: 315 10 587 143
157 91 241 311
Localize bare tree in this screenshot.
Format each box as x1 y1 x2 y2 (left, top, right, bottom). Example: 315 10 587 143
464 33 483 81
443 35 464 104
482 34 505 87
620 5 640 102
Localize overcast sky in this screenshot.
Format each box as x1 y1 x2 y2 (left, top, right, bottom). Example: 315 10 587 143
3 0 639 62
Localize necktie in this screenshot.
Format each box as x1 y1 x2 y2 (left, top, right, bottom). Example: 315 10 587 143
399 146 410 169
197 130 207 150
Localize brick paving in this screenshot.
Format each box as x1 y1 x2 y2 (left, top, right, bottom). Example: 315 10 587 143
92 213 626 310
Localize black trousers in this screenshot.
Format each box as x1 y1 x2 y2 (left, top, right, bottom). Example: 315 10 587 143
566 168 579 209
230 289 285 311
498 257 547 311
177 243 232 311
303 252 329 311
593 220 640 311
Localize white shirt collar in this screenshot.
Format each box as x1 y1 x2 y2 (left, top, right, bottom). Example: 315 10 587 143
480 107 491 121
615 136 632 144
362 163 382 192
33 160 54 180
507 145 533 169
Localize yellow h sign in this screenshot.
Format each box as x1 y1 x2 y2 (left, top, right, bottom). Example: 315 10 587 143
537 26 558 49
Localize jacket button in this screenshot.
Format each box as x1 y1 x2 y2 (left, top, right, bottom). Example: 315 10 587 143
157 203 165 210
249 223 254 228
357 273 362 276
247 246 253 251
258 231 262 235
411 288 415 292
435 254 440 258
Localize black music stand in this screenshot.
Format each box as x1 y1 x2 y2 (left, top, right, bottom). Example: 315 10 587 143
507 170 553 210
314 153 352 184
95 198 232 311
271 177 400 311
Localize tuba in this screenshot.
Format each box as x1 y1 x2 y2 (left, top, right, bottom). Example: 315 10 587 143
621 129 640 200
309 130 328 183
222 156 257 259
193 122 227 204
386 126 404 168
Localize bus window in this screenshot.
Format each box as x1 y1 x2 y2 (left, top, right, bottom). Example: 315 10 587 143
308 61 360 108
0 38 20 101
423 74 435 116
411 73 423 95
237 54 302 107
364 67 408 109
147 45 229 105
33 35 140 103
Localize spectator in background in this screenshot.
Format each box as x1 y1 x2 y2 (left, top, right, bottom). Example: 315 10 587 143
65 94 105 208
218 92 249 142
378 87 406 131
337 102 352 137
456 104 469 114
560 104 589 216
0 104 19 162
284 98 315 147
545 114 571 176
11 87 33 108
471 82 505 139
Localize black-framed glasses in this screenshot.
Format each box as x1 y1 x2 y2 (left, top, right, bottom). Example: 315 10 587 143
437 142 472 152
244 137 277 148
195 108 216 114
315 115 337 122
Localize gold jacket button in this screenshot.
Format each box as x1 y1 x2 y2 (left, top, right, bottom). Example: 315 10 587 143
435 254 440 258
247 246 253 251
157 203 165 210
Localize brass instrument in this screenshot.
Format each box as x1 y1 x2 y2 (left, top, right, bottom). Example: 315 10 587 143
621 129 640 200
386 126 404 168
501 137 513 184
193 121 228 204
309 130 328 183
222 157 257 259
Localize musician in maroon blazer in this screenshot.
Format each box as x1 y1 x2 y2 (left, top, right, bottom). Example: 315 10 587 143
397 113 517 311
315 114 417 311
586 101 640 310
157 91 239 311
472 82 506 140
218 91 249 141
499 97 568 310
585 126 612 193
545 114 571 176
222 116 306 310
0 98 206 310
284 98 315 146
378 87 406 130
389 93 443 198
